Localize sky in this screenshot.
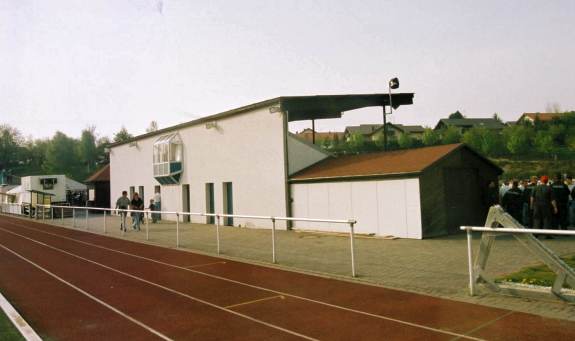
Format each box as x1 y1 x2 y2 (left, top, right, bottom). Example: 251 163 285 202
1 0 574 140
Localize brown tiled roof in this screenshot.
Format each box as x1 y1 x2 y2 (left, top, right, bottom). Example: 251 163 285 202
291 144 467 180
520 113 562 122
85 164 110 183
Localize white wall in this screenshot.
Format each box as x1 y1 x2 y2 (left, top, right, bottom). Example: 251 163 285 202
291 178 423 239
20 175 71 202
287 134 329 175
110 106 289 229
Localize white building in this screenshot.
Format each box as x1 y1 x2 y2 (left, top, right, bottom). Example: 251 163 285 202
6 175 87 204
109 94 414 230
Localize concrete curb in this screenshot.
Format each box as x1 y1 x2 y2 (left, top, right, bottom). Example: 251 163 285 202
0 291 42 341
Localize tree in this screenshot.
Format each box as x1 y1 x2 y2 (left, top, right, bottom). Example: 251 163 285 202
113 126 133 143
421 128 440 146
78 126 98 174
347 132 365 153
0 124 24 171
43 132 82 179
441 126 462 144
481 129 506 156
534 131 554 154
462 127 483 152
448 111 464 119
504 125 532 155
146 121 159 133
397 133 415 149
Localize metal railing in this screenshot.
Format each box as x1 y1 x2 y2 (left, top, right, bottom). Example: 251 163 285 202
460 225 575 298
1 203 358 277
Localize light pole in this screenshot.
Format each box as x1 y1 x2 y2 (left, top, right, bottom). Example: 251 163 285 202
383 77 399 151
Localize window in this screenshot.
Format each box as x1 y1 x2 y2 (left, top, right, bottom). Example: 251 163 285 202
153 133 184 184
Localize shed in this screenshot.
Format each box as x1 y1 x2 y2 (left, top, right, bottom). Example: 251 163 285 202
290 144 502 239
85 164 110 208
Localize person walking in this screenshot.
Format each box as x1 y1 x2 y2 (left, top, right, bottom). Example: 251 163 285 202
115 191 131 232
131 193 144 231
531 175 558 238
502 180 523 222
153 189 161 222
551 173 570 230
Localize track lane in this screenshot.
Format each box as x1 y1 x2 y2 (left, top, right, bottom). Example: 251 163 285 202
0 245 161 340
2 215 575 340
0 221 459 340
0 227 310 340
0 216 485 340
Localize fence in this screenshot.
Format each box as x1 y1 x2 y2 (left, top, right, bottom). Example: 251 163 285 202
0 203 358 277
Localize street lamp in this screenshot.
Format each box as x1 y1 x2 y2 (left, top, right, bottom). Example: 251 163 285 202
383 77 399 151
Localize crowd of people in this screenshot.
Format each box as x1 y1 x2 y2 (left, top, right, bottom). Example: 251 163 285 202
487 174 574 237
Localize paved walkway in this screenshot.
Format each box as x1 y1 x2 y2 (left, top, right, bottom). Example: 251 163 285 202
30 213 575 321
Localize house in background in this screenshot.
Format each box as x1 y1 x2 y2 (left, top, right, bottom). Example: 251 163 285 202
516 112 564 125
434 118 506 132
86 164 111 208
344 123 425 141
388 124 425 140
295 128 344 145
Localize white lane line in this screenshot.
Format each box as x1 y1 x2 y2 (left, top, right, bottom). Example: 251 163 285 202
225 295 285 309
184 261 227 268
2 219 485 341
0 227 317 341
0 243 172 341
0 290 42 341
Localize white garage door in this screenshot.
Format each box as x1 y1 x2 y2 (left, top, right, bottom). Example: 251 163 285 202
291 178 422 239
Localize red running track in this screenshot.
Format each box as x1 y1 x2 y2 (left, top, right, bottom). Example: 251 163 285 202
0 215 574 340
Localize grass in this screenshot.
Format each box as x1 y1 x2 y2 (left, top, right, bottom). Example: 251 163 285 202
0 308 25 341
496 254 575 288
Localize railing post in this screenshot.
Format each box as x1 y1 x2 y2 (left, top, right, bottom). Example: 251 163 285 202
42 205 45 221
51 207 54 222
104 210 107 234
176 213 180 248
122 210 125 236
216 214 221 254
85 208 89 229
349 221 356 277
145 211 149 241
271 217 277 264
466 227 476 296
72 208 76 227
61 207 64 225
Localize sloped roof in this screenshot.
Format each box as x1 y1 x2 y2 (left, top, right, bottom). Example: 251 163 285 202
290 144 500 181
435 118 506 130
393 124 425 134
345 124 383 135
86 164 110 183
518 113 563 122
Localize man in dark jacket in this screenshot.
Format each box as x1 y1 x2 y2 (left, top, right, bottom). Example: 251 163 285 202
551 173 570 230
521 176 538 227
531 176 558 236
502 180 523 222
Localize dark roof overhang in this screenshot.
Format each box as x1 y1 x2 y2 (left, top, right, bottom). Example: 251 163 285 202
281 93 415 122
